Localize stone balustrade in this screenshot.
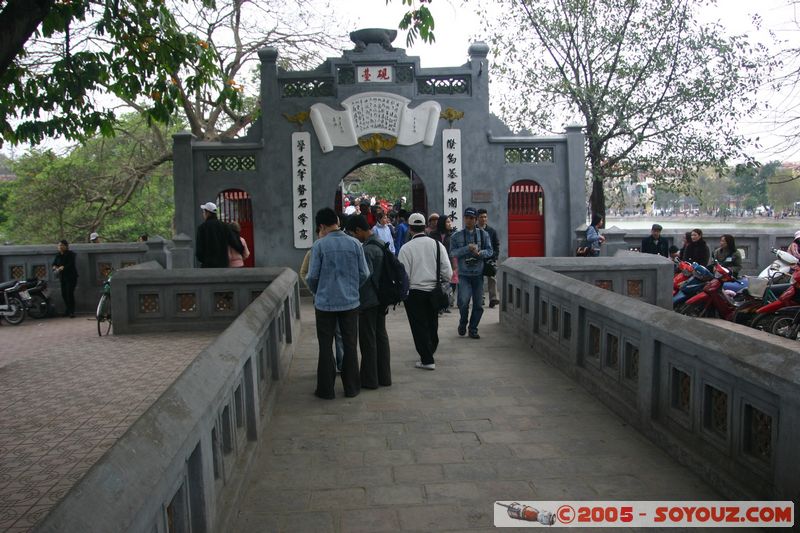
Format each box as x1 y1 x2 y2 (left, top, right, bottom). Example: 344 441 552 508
36 268 300 533
499 257 800 502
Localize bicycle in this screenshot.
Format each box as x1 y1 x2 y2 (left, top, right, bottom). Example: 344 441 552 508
96 271 113 336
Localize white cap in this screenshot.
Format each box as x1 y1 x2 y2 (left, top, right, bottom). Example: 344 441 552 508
89 232 99 241
795 230 800 240
200 202 217 213
408 213 426 226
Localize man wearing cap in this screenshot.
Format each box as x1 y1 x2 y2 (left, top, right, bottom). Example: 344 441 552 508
89 232 101 243
306 207 370 398
195 202 244 268
641 224 669 257
426 213 439 235
450 207 493 339
398 213 452 370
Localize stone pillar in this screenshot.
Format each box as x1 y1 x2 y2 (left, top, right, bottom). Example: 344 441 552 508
172 132 196 241
468 42 490 113
565 123 586 249
258 48 279 142
143 236 167 267
601 225 628 257
167 233 194 269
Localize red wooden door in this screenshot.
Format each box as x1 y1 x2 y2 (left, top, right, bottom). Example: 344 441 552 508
508 180 545 257
217 189 255 267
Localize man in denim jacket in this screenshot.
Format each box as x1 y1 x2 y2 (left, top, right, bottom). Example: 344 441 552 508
450 207 493 339
306 207 370 399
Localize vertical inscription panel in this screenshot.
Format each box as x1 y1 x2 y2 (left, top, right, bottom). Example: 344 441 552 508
442 129 463 230
292 132 313 249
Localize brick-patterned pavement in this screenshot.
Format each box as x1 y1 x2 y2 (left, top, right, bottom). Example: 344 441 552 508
0 315 216 532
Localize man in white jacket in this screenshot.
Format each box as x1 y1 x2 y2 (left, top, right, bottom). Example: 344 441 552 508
398 213 452 370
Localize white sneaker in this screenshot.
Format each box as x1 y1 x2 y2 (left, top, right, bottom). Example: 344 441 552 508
415 362 435 370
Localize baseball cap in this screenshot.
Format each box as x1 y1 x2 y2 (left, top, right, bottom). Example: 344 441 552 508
408 213 426 227
794 230 800 240
463 207 478 218
89 232 99 241
200 202 217 213
651 224 663 231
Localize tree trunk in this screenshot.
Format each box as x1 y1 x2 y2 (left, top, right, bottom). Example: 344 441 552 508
590 178 606 221
0 0 54 76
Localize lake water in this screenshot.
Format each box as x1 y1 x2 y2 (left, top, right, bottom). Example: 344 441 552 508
605 216 799 231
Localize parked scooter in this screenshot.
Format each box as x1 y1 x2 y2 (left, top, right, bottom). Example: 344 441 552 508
0 279 28 325
673 263 713 312
20 277 52 319
752 267 800 334
683 263 739 320
673 261 694 296
757 248 799 283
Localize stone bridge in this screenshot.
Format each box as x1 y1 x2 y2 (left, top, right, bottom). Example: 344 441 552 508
1 262 797 532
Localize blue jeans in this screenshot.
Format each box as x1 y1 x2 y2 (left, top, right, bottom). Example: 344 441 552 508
457 274 484 333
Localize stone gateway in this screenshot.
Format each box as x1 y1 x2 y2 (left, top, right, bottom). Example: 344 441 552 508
172 30 586 268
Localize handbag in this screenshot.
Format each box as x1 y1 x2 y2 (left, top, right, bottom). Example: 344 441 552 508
575 243 591 257
432 239 450 310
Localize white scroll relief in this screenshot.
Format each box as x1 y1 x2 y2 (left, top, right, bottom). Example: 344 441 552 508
310 91 441 153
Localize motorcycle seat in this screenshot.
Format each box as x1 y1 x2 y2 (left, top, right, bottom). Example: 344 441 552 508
0 280 20 291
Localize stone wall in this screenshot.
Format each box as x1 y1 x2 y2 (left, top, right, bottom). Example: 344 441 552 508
36 268 300 533
0 237 194 315
499 258 800 502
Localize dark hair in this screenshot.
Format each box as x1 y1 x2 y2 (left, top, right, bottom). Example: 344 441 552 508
397 210 408 221
345 214 370 233
477 208 488 216
691 228 703 238
139 234 149 241
590 214 603 227
669 245 679 254
721 234 736 253
315 207 338 227
436 215 450 234
59 239 69 246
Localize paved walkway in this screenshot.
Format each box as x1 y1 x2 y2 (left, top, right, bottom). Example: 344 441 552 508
0 315 217 532
230 302 733 532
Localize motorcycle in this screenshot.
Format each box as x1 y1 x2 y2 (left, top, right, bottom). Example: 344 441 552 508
673 263 713 312
683 263 739 320
757 248 799 284
752 267 800 335
20 277 52 319
673 261 694 296
0 279 28 325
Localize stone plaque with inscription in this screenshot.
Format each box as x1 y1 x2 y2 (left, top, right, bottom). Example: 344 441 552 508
471 190 493 203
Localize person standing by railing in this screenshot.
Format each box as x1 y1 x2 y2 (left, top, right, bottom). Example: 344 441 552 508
52 239 78 318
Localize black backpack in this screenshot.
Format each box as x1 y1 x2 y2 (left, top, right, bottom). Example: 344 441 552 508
366 241 410 307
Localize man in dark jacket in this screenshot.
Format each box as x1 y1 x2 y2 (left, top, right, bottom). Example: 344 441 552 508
345 215 391 389
195 202 244 267
52 239 78 317
641 224 669 257
477 208 500 308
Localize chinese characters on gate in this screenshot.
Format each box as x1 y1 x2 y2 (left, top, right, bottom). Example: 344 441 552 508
292 132 313 248
442 129 463 230
357 66 393 83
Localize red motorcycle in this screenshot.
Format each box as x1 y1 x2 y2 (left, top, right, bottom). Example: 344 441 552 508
683 263 739 320
673 261 694 296
752 267 800 336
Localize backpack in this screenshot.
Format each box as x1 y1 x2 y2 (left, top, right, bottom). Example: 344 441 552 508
366 241 410 307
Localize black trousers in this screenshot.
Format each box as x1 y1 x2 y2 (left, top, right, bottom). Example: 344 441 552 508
404 289 439 365
314 308 359 399
60 278 77 316
359 305 391 388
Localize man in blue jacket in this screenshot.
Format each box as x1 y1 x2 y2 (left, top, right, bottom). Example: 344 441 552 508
450 207 493 339
306 207 370 399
